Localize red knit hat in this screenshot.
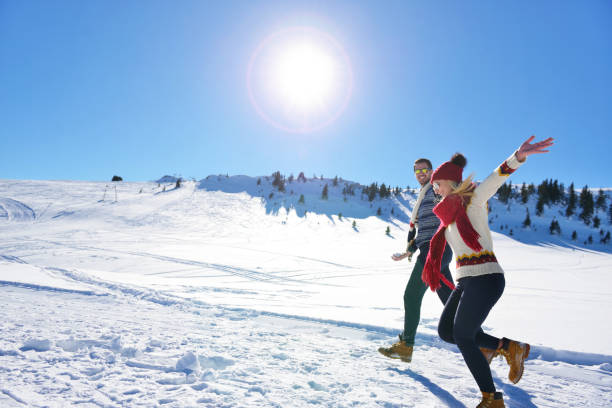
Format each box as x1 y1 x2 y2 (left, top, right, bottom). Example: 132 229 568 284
431 153 466 184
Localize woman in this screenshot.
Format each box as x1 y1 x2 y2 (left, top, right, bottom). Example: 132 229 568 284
422 136 554 407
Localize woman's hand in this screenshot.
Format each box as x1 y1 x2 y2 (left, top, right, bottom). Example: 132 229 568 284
516 136 554 162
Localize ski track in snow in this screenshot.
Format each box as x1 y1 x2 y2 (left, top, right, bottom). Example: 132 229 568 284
1 268 611 407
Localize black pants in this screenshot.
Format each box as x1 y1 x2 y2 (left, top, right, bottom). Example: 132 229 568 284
438 273 505 393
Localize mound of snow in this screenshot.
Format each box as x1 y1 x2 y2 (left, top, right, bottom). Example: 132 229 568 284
0 197 35 222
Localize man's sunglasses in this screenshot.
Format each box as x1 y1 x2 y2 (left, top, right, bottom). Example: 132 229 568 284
414 168 431 175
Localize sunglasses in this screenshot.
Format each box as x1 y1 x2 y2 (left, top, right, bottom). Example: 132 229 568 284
432 182 440 191
414 168 431 175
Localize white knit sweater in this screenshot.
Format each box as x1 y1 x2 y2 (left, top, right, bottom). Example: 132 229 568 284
446 151 525 280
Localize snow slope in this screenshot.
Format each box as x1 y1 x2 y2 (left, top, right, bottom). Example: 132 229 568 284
0 177 611 407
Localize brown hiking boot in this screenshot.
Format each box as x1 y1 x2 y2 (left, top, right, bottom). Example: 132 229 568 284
480 347 499 365
499 338 530 384
378 341 413 362
476 391 505 407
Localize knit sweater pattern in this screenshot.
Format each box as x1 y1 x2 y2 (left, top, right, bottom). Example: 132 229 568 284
445 152 524 280
414 186 442 249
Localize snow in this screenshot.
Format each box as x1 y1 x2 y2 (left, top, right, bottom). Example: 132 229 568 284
0 176 611 407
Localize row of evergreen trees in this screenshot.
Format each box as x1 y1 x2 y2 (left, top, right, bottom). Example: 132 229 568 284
498 180 611 226
268 171 403 202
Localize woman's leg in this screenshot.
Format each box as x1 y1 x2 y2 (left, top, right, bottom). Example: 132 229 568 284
452 274 505 393
437 281 462 344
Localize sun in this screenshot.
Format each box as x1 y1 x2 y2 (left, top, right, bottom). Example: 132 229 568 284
247 27 353 134
274 42 336 111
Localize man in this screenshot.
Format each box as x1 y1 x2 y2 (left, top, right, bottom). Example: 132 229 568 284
378 158 454 362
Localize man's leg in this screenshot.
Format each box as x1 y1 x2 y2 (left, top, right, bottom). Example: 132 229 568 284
378 259 427 362
401 259 429 346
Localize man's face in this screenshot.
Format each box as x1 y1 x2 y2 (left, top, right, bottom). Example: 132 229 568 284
414 162 432 186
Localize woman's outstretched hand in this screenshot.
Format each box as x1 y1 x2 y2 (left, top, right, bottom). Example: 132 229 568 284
516 136 554 162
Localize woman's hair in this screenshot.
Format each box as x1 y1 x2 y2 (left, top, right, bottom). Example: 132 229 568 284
449 153 475 197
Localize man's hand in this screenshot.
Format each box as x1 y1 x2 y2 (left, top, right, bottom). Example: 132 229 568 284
392 252 413 261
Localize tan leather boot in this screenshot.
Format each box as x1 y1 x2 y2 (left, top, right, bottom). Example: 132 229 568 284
476 391 505 407
480 347 499 365
378 341 413 362
499 338 530 384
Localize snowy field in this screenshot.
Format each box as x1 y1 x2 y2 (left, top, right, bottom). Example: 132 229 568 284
1 178 611 407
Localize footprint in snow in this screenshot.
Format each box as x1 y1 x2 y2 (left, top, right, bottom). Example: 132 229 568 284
308 381 328 392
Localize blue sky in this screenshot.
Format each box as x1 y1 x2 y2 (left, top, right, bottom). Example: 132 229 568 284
1 0 611 189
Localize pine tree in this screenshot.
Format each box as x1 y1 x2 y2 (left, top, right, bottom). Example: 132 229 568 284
272 171 286 192
367 183 378 202
257 178 261 186
520 183 530 204
549 219 561 235
579 185 594 225
571 230 577 241
352 220 357 229
497 183 512 204
321 184 329 200
298 194 305 204
559 183 566 202
297 172 307 183
536 197 545 216
527 184 535 201
385 226 391 236
595 189 607 211
593 216 601 229
522 209 531 228
333 176 338 187
288 174 294 183
377 207 382 216
588 235 593 244
552 180 561 203
566 183 577 217
602 231 611 244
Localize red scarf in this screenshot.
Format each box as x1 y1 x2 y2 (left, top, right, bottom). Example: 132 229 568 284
422 193 483 291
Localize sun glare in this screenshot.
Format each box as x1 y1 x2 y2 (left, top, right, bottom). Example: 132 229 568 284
247 27 353 134
274 43 336 111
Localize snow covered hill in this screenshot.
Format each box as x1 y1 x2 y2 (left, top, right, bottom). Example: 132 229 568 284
1 176 611 407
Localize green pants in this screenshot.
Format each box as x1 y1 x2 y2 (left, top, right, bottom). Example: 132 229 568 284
401 246 454 346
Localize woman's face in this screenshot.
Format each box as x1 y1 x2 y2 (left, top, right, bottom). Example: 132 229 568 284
432 179 454 197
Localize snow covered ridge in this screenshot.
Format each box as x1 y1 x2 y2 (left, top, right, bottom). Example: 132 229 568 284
197 173 413 223
488 182 612 253
195 173 612 253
